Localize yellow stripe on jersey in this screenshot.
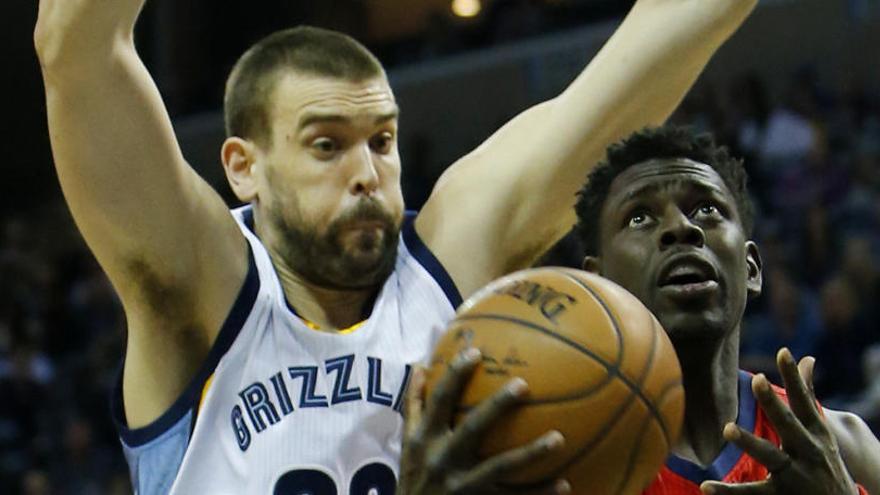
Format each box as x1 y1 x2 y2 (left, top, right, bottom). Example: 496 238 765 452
301 318 366 334
199 373 215 410
337 321 365 334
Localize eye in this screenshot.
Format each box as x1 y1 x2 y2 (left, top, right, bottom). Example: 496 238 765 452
693 202 722 219
626 210 653 228
370 132 395 154
311 137 338 156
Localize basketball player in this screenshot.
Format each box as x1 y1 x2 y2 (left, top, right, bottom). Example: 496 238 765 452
34 0 757 492
572 126 880 494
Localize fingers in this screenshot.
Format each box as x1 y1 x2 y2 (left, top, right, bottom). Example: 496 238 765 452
504 478 572 495
700 480 774 495
776 348 822 430
751 373 816 456
722 423 791 473
444 378 529 456
797 356 816 397
531 479 572 495
422 348 482 434
404 367 427 438
446 431 567 494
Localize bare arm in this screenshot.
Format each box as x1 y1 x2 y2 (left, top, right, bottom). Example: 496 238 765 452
35 0 246 426
416 0 757 298
826 409 880 494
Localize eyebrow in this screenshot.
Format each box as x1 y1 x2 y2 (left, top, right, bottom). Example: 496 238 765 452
297 108 400 131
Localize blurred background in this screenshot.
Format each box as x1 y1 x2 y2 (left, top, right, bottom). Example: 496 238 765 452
2 0 880 492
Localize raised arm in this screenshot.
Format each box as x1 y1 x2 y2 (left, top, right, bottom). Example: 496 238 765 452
34 0 247 426
417 0 757 298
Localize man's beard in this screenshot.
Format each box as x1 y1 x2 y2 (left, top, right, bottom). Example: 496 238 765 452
270 199 401 290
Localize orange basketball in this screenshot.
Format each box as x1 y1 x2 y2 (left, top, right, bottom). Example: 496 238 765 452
426 267 684 495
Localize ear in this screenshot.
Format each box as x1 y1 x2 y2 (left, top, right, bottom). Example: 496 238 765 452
745 240 763 299
222 137 260 202
582 256 601 274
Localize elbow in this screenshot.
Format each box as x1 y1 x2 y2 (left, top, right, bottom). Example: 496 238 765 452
33 22 60 70
33 29 83 75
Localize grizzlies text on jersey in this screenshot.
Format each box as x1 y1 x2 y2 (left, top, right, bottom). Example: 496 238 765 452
111 206 460 494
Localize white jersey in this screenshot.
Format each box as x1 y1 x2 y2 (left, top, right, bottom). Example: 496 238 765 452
112 206 460 494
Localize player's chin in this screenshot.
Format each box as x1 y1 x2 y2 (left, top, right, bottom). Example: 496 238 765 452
654 308 729 344
338 226 388 250
341 246 397 282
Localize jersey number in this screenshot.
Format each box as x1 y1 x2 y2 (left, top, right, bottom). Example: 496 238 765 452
274 462 396 495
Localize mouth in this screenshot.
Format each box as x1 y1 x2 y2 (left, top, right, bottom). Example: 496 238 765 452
345 220 385 232
657 256 720 297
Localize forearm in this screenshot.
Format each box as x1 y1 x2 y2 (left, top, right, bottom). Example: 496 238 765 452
560 0 756 128
418 1 758 293
548 0 758 194
505 0 757 253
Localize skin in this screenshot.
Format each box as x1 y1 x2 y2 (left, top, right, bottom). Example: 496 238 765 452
223 74 405 326
582 158 880 494
586 158 760 467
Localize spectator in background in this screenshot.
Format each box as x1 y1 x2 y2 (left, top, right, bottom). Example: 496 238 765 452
731 73 771 162
802 203 835 285
839 236 880 322
741 265 823 380
758 96 817 165
833 160 880 240
814 276 874 403
0 343 51 492
20 469 52 495
50 416 117 495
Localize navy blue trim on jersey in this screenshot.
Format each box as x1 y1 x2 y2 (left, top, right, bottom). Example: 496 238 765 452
242 205 255 232
401 211 463 308
664 370 757 484
111 245 261 447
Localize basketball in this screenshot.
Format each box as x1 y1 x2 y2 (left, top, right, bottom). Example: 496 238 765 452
426 267 685 494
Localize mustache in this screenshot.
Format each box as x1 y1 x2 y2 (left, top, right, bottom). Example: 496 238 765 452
332 200 397 229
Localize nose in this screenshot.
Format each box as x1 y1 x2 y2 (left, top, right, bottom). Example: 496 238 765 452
347 142 379 196
658 208 705 249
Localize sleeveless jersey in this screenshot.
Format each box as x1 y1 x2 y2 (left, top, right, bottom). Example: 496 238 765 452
643 370 782 494
111 206 461 494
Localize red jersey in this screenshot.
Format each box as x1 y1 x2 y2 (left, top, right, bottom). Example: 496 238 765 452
643 370 781 494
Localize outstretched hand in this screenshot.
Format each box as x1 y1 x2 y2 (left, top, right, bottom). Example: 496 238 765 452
398 349 570 495
701 348 858 495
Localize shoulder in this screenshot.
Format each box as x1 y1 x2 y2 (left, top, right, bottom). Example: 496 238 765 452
825 409 874 450
824 408 880 490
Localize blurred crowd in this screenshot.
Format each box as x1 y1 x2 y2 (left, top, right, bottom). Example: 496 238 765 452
4 12 880 495
0 207 131 493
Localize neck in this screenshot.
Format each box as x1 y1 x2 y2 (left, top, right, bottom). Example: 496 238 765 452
255 209 376 332
277 268 375 331
671 327 741 467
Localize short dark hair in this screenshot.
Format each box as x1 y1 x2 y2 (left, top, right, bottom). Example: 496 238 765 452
574 125 754 255
224 26 386 146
